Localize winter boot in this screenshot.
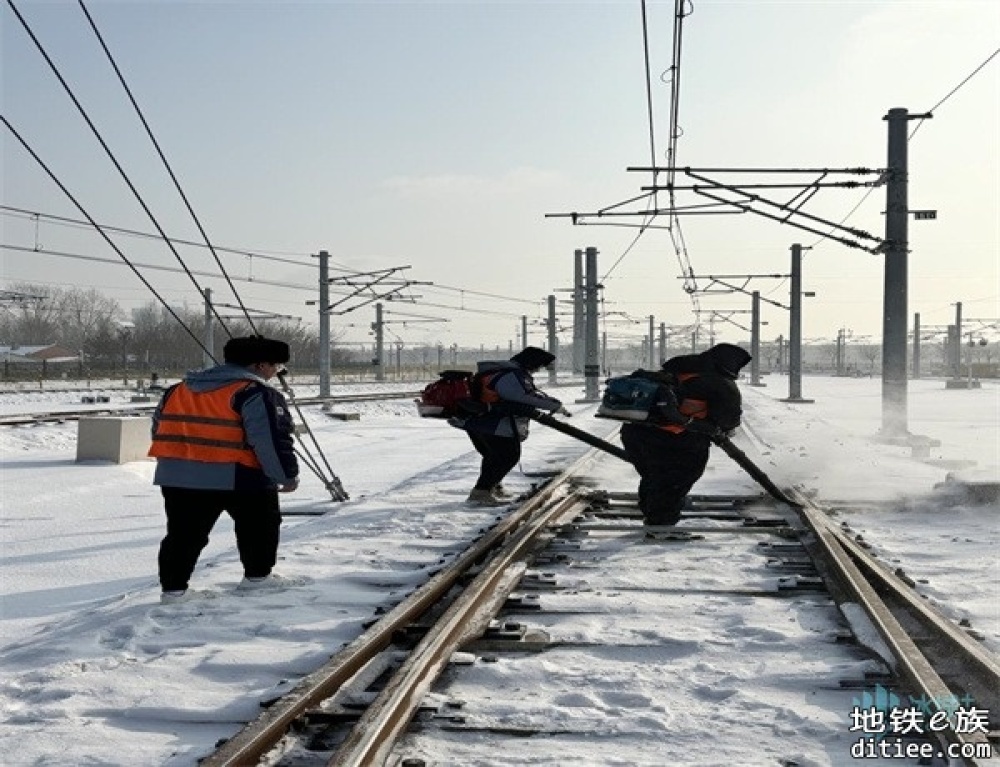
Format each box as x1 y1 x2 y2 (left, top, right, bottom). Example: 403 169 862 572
491 484 513 499
466 488 506 507
236 573 307 593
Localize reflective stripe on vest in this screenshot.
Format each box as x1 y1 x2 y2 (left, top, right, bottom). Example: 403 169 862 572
660 372 709 434
148 381 262 468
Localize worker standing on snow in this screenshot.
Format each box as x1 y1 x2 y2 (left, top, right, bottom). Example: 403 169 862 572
451 346 567 506
148 335 300 603
620 343 752 526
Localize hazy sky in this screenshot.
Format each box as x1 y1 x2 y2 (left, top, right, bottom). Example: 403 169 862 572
2 0 998 353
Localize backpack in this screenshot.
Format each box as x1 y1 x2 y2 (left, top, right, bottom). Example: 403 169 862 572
595 370 679 422
416 370 484 418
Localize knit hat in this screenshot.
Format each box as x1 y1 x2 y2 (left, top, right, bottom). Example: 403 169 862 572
223 336 290 366
510 346 555 370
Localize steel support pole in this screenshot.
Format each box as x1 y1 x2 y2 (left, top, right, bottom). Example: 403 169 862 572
648 316 655 368
881 107 911 438
836 329 845 377
374 303 385 382
547 295 557 385
658 322 666 366
750 291 763 386
789 245 803 399
583 246 600 401
783 245 812 402
601 331 607 377
952 302 963 378
912 312 921 380
573 249 584 375
202 287 214 368
317 250 330 397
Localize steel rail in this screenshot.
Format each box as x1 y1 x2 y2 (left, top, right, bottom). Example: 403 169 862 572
790 490 999 764
0 390 422 426
201 444 604 767
328 492 590 766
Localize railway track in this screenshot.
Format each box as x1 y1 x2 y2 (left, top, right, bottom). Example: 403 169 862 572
197 442 1000 767
0 390 422 426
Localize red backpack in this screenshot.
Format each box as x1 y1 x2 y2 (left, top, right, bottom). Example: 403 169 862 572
416 370 477 418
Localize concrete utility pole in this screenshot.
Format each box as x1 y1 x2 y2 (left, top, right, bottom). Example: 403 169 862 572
547 295 558 385
521 315 528 350
373 303 385 382
583 246 600 401
573 249 584 375
881 107 924 439
782 244 813 403
316 250 331 397
202 287 214 368
912 312 921 379
658 322 666 366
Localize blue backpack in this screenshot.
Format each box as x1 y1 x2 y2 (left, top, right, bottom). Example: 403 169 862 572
596 371 678 422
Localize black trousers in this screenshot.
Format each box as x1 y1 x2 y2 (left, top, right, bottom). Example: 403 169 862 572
468 432 522 490
158 486 282 592
620 423 711 525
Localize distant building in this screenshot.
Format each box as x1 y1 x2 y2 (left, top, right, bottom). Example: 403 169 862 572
1 344 80 377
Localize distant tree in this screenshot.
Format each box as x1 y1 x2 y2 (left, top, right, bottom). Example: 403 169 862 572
2 284 351 378
0 282 121 350
860 344 881 376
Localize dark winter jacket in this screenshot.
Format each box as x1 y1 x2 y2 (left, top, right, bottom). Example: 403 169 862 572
150 364 299 491
451 360 562 440
659 343 752 434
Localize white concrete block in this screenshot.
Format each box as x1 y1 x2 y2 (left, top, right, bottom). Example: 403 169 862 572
76 416 152 464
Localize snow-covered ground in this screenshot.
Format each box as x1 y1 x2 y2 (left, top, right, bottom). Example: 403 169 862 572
0 374 996 766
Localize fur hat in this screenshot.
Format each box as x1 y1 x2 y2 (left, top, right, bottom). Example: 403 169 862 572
510 346 555 370
223 336 290 366
701 343 751 379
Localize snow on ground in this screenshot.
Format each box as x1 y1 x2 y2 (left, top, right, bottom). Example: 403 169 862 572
0 374 996 766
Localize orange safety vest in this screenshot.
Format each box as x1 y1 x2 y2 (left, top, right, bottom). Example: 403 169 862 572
659 372 709 434
148 381 262 468
476 370 506 405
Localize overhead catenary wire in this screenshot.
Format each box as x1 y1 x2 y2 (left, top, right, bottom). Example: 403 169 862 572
808 45 1000 250
595 2 662 284
9 1 349 499
661 0 701 326
78 0 258 334
0 206 549 315
910 46 1000 139
0 116 213 359
0 241 543 328
0 205 359 273
5 0 234 342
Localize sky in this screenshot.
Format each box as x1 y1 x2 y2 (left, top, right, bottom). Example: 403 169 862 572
0 374 997 765
2 1 998 353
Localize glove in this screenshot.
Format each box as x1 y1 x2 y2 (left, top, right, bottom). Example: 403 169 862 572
684 419 723 438
278 477 300 493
